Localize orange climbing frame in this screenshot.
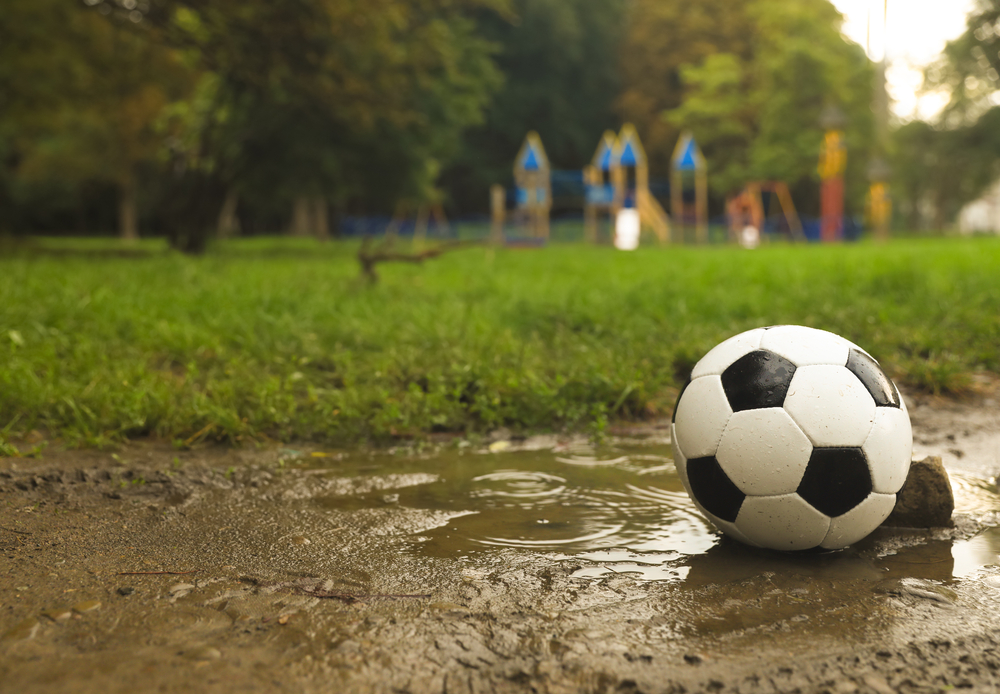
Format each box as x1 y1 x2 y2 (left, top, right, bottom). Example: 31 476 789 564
726 181 804 242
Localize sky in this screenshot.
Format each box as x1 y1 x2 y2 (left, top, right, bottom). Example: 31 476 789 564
830 0 976 120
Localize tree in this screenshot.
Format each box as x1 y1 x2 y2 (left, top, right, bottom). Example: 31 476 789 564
926 0 1000 126
130 0 504 245
0 0 194 239
891 0 1000 229
441 0 626 214
617 0 753 177
616 0 874 218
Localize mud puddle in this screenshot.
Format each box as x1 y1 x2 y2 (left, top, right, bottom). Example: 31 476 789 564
4 398 1000 693
307 441 1000 586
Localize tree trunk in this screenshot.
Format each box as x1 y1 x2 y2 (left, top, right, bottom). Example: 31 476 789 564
217 189 240 238
119 172 138 242
312 197 329 240
291 196 312 236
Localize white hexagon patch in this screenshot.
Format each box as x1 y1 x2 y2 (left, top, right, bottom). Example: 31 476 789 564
821 492 896 549
671 422 692 496
759 325 850 367
715 408 813 495
784 365 877 447
674 375 733 459
691 328 766 379
863 407 913 494
735 494 831 551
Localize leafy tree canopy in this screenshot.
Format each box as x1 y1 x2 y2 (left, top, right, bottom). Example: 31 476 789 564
626 0 874 209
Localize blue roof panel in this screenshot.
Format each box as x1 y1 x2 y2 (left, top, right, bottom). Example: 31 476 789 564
522 146 541 171
620 140 638 166
598 145 612 171
676 138 698 171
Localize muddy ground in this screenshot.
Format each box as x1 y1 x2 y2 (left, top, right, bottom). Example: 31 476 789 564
3 390 1000 694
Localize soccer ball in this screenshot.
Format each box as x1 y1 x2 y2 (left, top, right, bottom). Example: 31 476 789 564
671 325 912 551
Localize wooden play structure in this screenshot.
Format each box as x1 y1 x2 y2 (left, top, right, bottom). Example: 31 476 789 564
726 182 805 242
670 132 708 244
867 157 891 241
512 131 551 240
384 200 450 248
818 105 847 242
607 124 670 245
866 180 891 237
583 131 617 243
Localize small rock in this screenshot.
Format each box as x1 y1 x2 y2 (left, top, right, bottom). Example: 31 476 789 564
882 456 954 528
2 617 40 641
874 578 956 605
117 586 135 597
290 535 311 546
183 645 221 661
72 600 102 614
41 607 73 622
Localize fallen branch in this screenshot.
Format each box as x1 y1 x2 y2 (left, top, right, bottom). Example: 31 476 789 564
357 237 481 283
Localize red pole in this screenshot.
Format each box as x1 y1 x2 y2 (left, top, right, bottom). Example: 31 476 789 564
821 177 843 242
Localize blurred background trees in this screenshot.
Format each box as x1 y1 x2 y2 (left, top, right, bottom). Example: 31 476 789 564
890 0 1000 231
3 0 1000 246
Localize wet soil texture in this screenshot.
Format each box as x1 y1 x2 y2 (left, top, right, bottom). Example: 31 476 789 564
2 394 1000 694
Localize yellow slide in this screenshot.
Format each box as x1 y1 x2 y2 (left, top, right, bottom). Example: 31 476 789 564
636 189 671 244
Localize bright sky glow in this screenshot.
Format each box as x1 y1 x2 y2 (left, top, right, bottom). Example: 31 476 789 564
830 0 977 120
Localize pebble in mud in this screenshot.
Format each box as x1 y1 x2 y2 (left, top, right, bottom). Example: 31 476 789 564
72 600 102 614
2 617 40 641
169 583 196 599
874 578 957 605
41 607 73 622
183 645 222 661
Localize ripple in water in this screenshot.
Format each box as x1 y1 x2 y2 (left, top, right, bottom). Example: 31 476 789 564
407 445 719 579
308 443 1000 583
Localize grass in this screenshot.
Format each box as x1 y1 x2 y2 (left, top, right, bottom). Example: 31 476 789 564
1 235 999 449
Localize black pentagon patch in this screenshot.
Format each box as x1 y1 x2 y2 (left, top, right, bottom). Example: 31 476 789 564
671 379 691 423
720 350 796 412
797 448 872 517
687 456 745 523
846 349 900 408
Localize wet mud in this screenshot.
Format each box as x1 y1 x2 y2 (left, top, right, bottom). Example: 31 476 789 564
3 392 1000 693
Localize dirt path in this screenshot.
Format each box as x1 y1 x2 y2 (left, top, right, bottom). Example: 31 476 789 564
3 393 1000 693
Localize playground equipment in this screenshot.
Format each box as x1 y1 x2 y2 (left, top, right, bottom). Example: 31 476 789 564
726 182 804 243
384 200 450 248
583 131 617 243
512 131 551 240
670 132 708 243
818 105 847 242
867 157 891 240
609 124 670 245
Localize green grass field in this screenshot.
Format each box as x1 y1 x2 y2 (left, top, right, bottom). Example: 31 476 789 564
2 236 999 450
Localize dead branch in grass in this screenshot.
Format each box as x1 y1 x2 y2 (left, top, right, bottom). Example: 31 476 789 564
357 236 481 283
